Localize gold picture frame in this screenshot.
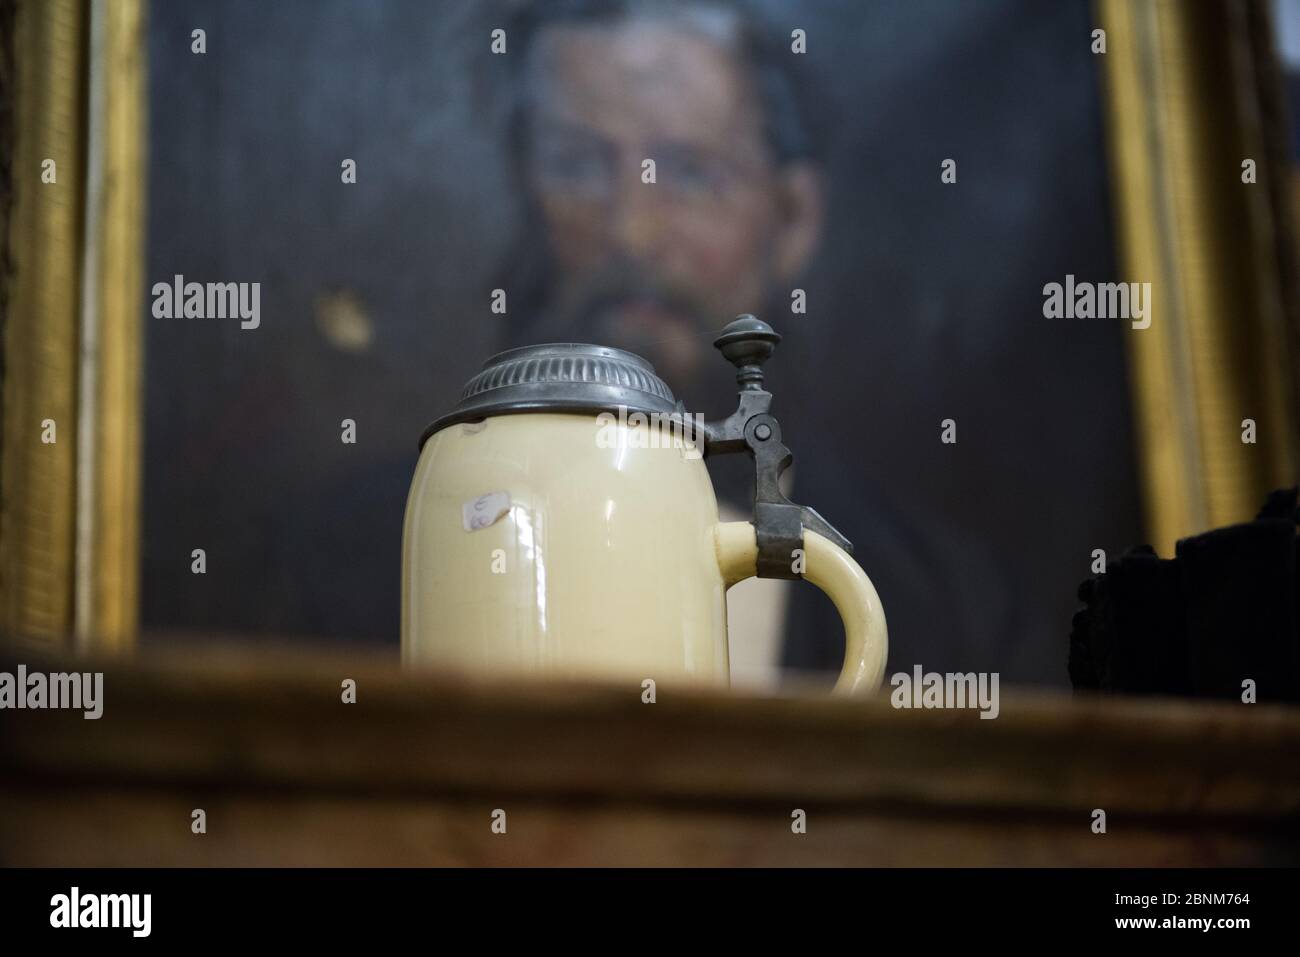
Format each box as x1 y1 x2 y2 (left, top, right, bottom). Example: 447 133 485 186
0 0 1296 655
1098 0 1300 553
1 0 146 654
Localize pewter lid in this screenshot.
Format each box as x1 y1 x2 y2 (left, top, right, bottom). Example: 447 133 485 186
420 342 679 446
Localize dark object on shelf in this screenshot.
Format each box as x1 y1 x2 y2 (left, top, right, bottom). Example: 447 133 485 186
1070 487 1300 702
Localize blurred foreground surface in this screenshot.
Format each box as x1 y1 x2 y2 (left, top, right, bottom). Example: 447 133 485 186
1 643 1298 866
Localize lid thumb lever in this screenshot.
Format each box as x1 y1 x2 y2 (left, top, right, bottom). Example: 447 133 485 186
703 315 854 580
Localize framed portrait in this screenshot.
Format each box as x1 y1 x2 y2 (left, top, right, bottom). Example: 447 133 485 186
2 0 1297 692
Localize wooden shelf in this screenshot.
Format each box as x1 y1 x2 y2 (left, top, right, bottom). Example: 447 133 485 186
2 645 1298 865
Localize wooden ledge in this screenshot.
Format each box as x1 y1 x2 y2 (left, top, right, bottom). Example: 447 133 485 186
2 644 1298 865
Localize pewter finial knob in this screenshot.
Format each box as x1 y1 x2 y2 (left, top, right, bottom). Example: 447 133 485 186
713 314 781 390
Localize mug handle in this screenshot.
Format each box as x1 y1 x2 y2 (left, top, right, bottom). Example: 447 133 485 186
714 521 888 694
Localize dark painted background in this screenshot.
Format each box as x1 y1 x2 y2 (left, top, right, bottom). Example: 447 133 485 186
142 0 1142 687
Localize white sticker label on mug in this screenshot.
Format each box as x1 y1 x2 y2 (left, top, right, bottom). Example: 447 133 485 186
463 491 511 532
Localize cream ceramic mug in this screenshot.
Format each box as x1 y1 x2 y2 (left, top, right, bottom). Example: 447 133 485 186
402 316 887 694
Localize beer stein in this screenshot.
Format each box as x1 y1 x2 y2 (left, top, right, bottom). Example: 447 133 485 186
402 315 887 694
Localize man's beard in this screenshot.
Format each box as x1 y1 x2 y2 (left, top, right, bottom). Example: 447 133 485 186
527 267 719 396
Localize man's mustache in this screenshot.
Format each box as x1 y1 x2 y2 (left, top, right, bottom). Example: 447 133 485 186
516 255 717 349
542 274 709 339
579 289 701 329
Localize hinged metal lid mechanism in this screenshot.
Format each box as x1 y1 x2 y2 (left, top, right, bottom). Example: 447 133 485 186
420 342 679 447
419 315 854 580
